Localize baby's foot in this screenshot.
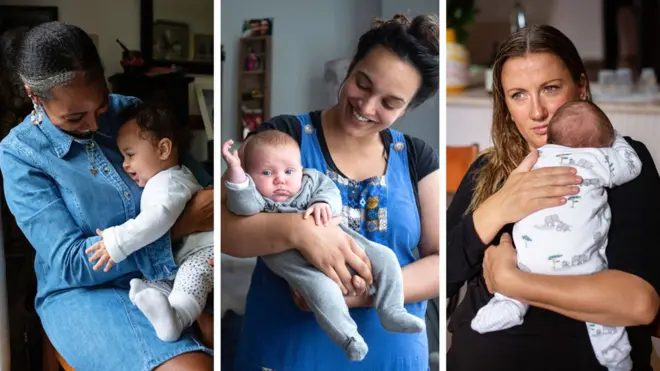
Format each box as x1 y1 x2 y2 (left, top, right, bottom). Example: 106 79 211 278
134 288 183 342
379 307 425 333
470 298 526 334
129 278 172 304
128 278 150 304
343 334 368 361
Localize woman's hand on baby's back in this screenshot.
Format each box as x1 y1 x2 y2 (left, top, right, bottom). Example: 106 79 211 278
172 188 214 240
294 217 373 296
485 149 582 225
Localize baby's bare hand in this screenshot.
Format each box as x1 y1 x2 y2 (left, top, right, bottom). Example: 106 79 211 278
303 203 332 226
85 233 115 272
221 139 241 168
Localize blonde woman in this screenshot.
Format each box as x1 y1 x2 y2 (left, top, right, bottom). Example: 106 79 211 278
447 25 660 371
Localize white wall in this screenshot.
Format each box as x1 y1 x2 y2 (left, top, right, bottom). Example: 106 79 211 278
221 0 381 149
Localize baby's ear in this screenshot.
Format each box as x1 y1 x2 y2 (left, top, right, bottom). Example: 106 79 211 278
157 138 173 160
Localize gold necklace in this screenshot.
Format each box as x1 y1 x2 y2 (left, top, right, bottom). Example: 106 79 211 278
84 136 99 176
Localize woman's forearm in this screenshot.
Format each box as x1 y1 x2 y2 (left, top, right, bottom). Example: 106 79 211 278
221 201 301 257
502 269 659 326
472 198 505 245
402 254 440 303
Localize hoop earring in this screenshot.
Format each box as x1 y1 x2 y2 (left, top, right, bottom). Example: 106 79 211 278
30 100 43 125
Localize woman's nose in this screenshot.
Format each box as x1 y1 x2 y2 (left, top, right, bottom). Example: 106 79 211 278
359 97 378 117
529 97 548 121
83 116 99 132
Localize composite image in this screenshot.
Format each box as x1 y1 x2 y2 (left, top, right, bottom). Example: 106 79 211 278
0 0 659 370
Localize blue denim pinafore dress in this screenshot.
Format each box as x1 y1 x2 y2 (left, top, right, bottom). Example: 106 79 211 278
235 113 429 370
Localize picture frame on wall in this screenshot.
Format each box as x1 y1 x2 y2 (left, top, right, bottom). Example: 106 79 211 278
140 0 212 75
242 18 273 37
152 20 189 61
193 34 213 62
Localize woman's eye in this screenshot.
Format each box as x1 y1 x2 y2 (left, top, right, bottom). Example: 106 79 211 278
511 92 524 100
545 85 559 93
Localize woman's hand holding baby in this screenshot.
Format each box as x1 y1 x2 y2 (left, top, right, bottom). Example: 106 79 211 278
172 189 214 241
85 229 115 272
492 150 582 223
301 204 370 295
294 218 373 297
304 202 332 226
473 150 582 244
482 233 520 297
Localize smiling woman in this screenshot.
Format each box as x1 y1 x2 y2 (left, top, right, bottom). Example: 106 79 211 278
0 21 214 370
222 13 440 371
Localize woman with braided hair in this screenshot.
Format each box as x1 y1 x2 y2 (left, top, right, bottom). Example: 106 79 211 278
222 13 440 371
0 22 214 370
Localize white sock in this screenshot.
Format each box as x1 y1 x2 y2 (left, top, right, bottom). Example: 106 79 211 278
133 288 184 342
471 292 528 334
168 290 202 329
129 278 172 304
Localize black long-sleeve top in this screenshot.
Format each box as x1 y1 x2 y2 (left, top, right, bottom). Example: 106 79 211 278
447 138 660 371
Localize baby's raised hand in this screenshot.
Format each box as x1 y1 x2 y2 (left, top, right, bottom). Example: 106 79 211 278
222 139 241 169
304 202 332 226
85 229 115 272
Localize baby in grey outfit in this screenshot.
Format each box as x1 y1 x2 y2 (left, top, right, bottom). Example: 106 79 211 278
222 130 424 361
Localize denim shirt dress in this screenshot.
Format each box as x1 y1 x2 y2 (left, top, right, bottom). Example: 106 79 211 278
0 94 212 370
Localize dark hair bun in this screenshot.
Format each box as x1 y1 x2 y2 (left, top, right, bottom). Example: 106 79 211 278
355 12 439 108
409 14 439 56
371 13 411 29
371 13 439 56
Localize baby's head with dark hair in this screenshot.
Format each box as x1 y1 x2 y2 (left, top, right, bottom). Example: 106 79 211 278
241 130 304 201
119 103 191 156
116 103 191 187
547 100 614 148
